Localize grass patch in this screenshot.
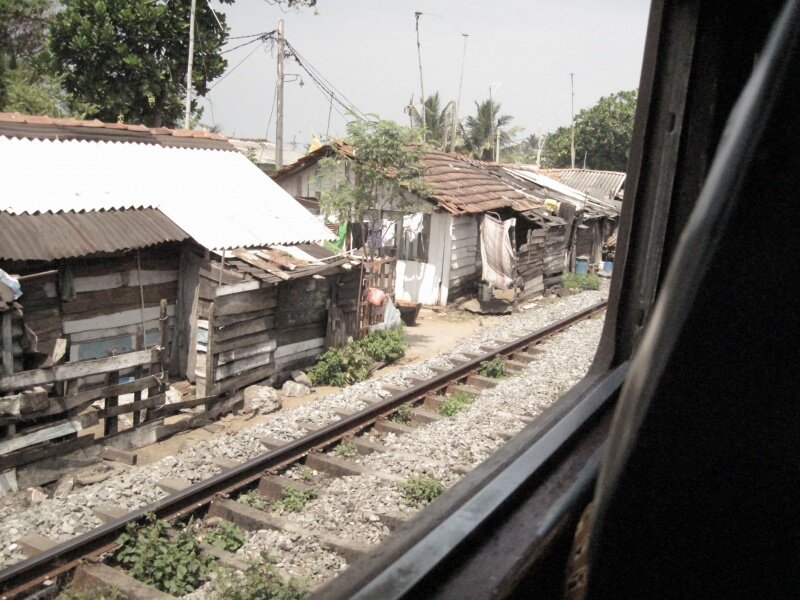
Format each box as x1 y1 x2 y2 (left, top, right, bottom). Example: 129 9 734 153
114 515 212 595
439 392 475 417
388 404 413 425
334 439 359 458
212 552 309 599
271 488 317 516
239 489 270 511
203 520 245 553
478 357 506 378
561 273 600 291
59 586 126 600
400 476 445 507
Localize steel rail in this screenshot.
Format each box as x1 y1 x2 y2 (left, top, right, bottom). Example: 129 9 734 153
0 300 606 598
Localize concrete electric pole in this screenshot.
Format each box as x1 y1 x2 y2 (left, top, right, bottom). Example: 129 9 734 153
570 72 576 169
276 19 285 169
414 12 426 139
183 0 197 129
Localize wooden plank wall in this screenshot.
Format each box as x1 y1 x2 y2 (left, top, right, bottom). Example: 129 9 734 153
18 271 61 359
60 248 180 365
544 224 569 288
275 277 331 373
196 285 278 397
515 225 547 301
448 215 481 302
326 267 362 348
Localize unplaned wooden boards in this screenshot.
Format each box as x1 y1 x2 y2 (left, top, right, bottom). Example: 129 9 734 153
0 348 157 393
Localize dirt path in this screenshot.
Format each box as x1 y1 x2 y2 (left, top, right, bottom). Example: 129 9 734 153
135 307 497 465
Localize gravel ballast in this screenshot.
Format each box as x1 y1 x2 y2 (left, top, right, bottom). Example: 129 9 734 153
0 287 607 582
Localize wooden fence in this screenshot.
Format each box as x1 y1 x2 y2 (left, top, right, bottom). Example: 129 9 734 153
359 258 396 335
0 301 170 491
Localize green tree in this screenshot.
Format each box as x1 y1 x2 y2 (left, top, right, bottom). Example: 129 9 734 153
542 89 637 171
461 98 518 161
502 133 542 164
318 117 427 257
49 0 238 127
411 92 451 148
0 0 95 116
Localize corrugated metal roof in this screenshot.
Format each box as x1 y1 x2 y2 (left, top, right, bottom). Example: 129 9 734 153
505 169 620 217
1 134 335 254
554 169 626 200
0 112 232 150
0 208 189 261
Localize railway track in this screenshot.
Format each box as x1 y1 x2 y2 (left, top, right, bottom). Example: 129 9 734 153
0 300 606 599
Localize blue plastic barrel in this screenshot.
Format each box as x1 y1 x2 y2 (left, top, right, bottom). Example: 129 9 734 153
575 257 589 274
603 260 614 273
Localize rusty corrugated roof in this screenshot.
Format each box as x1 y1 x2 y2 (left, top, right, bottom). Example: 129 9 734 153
0 209 189 262
0 112 235 151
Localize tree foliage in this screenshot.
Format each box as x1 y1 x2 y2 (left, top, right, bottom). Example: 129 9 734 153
541 89 637 171
0 0 51 108
461 98 520 161
49 0 235 127
411 92 451 149
318 117 427 254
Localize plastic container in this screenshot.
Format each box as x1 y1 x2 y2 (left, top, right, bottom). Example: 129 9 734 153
575 257 589 275
603 260 614 273
479 283 493 302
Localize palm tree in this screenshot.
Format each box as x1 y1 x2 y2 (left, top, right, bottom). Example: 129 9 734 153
462 99 516 161
412 92 451 147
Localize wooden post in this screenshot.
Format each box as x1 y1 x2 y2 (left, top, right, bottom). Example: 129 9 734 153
1 313 13 376
204 303 216 408
132 327 144 426
104 351 119 436
158 299 169 384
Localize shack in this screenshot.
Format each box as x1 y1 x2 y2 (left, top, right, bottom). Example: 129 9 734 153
0 113 344 489
273 145 618 306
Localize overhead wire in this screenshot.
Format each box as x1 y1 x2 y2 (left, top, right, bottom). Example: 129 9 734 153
209 40 267 90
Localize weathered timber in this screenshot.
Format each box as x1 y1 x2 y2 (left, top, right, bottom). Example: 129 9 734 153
216 339 276 366
0 348 157 393
97 393 165 419
214 307 274 327
0 434 95 472
215 353 272 382
154 392 242 440
214 288 278 316
0 413 98 454
60 281 178 319
214 315 275 343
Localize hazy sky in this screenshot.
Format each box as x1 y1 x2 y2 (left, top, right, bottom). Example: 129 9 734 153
202 1 651 150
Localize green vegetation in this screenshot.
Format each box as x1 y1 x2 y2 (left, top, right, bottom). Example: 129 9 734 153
478 357 507 379
297 467 314 482
318 118 427 258
308 328 407 386
212 553 309 600
561 273 601 292
114 515 212 595
203 521 245 553
238 488 316 516
388 404 413 425
439 392 475 417
271 488 317 516
239 489 270 511
360 327 407 363
58 586 126 600
334 439 359 458
541 90 637 171
400 476 445 508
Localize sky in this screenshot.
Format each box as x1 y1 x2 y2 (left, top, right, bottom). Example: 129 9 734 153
201 1 651 151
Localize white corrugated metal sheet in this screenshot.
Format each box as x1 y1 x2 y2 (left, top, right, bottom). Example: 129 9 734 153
505 168 619 214
0 136 334 248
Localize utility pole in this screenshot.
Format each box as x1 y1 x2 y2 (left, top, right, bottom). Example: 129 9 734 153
414 12 426 139
276 19 285 169
183 0 197 129
495 128 500 162
570 72 576 169
451 33 468 152
326 91 333 136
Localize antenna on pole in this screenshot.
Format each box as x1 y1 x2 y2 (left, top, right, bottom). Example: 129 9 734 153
183 0 197 129
570 72 576 169
451 33 468 152
414 11 426 140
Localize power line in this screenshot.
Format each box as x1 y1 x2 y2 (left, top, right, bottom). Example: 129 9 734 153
209 40 266 90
